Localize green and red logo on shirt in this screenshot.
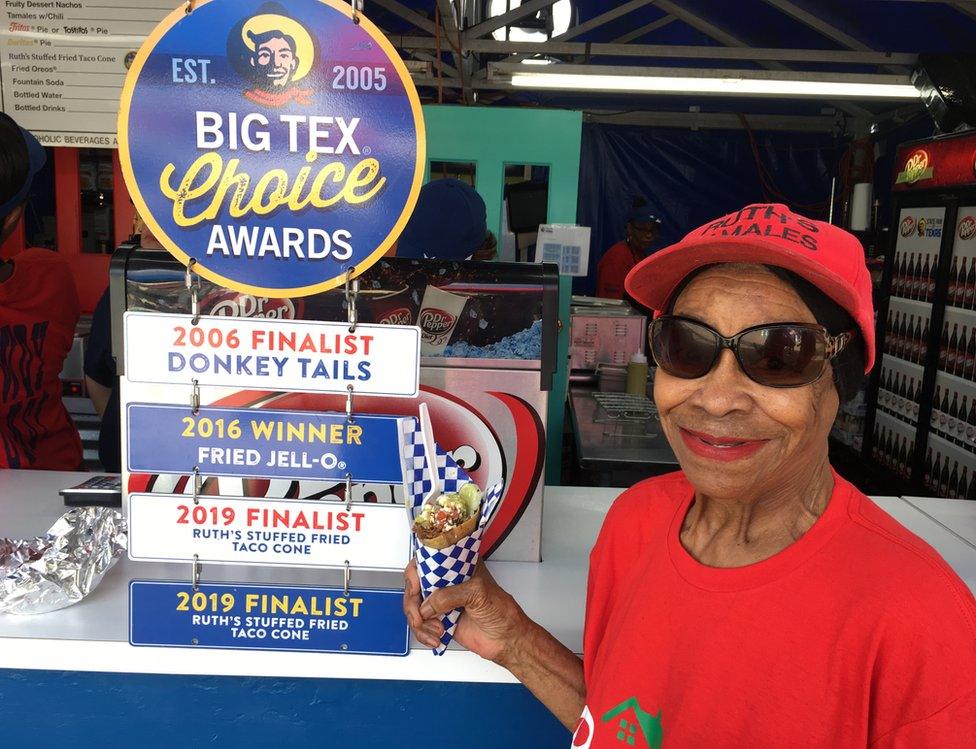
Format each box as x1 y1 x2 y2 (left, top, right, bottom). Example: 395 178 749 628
572 699 663 748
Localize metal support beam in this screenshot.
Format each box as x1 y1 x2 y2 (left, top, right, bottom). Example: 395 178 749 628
463 0 557 41
650 1 873 119
410 50 460 79
550 0 654 42
389 36 917 65
435 0 468 101
583 109 842 133
758 0 908 74
760 0 873 51
612 15 677 44
371 0 438 36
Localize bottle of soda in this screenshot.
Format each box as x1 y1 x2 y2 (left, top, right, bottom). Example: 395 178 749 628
911 378 921 420
902 315 914 360
939 321 950 370
919 316 930 365
912 316 924 363
928 253 939 302
918 253 931 302
948 461 960 498
967 468 976 500
965 327 976 380
948 391 960 433
931 452 943 492
911 253 923 300
958 467 969 500
967 397 976 445
957 395 969 442
948 323 960 373
966 254 976 310
923 447 934 488
948 256 960 305
932 384 942 427
958 326 970 376
940 387 951 433
957 258 970 308
940 458 953 497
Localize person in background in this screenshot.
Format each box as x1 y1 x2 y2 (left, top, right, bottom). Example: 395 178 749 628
84 217 163 472
596 198 662 299
0 113 82 470
394 178 495 260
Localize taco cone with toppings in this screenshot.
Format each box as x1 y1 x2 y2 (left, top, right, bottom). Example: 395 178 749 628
412 482 483 550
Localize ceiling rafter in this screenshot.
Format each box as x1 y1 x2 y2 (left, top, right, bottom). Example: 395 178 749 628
612 15 677 44
463 0 558 41
758 0 908 74
651 0 874 120
371 0 438 36
434 0 469 101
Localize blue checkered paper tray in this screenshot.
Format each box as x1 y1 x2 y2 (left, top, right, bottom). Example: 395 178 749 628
401 418 503 655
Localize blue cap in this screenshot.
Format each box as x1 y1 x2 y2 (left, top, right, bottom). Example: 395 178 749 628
0 119 45 219
397 178 487 260
626 205 661 225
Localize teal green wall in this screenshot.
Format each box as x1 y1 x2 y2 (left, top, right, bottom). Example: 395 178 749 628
421 105 581 485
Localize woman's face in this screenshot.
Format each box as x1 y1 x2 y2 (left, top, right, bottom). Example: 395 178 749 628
654 264 839 501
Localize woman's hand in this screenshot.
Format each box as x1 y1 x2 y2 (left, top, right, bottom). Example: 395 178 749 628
403 559 526 665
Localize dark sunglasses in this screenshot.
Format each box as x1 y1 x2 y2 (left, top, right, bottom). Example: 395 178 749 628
649 315 853 388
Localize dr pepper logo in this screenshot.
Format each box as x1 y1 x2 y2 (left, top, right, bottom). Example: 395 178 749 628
379 307 413 326
896 149 934 184
900 216 917 237
419 308 456 334
959 216 976 241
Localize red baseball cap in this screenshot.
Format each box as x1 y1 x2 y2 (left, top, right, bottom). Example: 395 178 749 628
624 203 875 373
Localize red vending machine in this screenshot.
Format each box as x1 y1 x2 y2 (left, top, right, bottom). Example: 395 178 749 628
867 131 976 499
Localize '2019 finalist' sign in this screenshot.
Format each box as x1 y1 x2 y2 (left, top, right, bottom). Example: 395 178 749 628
117 0 425 297
123 312 421 397
127 404 407 483
127 493 410 570
129 581 409 655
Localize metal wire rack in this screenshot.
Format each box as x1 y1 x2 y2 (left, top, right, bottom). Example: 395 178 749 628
591 392 659 440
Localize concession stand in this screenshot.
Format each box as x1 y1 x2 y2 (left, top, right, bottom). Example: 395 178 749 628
2 1 976 747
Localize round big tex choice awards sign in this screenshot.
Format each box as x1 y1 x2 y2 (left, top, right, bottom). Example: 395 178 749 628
118 0 425 297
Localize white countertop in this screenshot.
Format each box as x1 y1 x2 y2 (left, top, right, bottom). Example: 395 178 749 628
902 496 976 550
1 471 974 682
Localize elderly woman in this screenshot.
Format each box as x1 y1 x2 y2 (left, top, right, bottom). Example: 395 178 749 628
405 204 976 747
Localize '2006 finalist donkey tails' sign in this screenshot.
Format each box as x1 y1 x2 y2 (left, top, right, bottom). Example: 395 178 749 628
117 0 425 297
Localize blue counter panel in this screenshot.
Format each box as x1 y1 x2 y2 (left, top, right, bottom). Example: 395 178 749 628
0 669 569 748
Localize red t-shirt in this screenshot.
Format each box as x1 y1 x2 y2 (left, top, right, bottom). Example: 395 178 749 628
0 249 82 470
596 241 641 300
573 471 976 748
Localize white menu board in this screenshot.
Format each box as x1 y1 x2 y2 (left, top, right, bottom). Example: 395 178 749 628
0 0 162 146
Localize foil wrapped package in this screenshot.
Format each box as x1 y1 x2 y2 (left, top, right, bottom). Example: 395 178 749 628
0 508 127 615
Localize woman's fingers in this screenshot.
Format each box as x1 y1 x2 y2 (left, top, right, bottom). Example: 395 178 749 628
402 560 423 628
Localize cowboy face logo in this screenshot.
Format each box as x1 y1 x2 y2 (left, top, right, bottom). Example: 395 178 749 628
917 217 927 237
959 216 976 241
900 216 916 237
227 5 316 107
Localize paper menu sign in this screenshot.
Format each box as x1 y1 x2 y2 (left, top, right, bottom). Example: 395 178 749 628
535 224 591 277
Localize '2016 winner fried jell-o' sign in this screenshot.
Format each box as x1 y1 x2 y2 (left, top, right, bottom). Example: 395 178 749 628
118 0 425 298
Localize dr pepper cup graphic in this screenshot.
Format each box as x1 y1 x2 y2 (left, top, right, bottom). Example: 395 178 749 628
418 285 468 355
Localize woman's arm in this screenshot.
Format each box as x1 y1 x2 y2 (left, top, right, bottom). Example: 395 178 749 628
404 561 586 729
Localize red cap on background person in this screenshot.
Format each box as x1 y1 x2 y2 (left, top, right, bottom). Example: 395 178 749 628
625 203 876 373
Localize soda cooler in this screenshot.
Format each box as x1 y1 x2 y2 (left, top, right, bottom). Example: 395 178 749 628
865 131 976 499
